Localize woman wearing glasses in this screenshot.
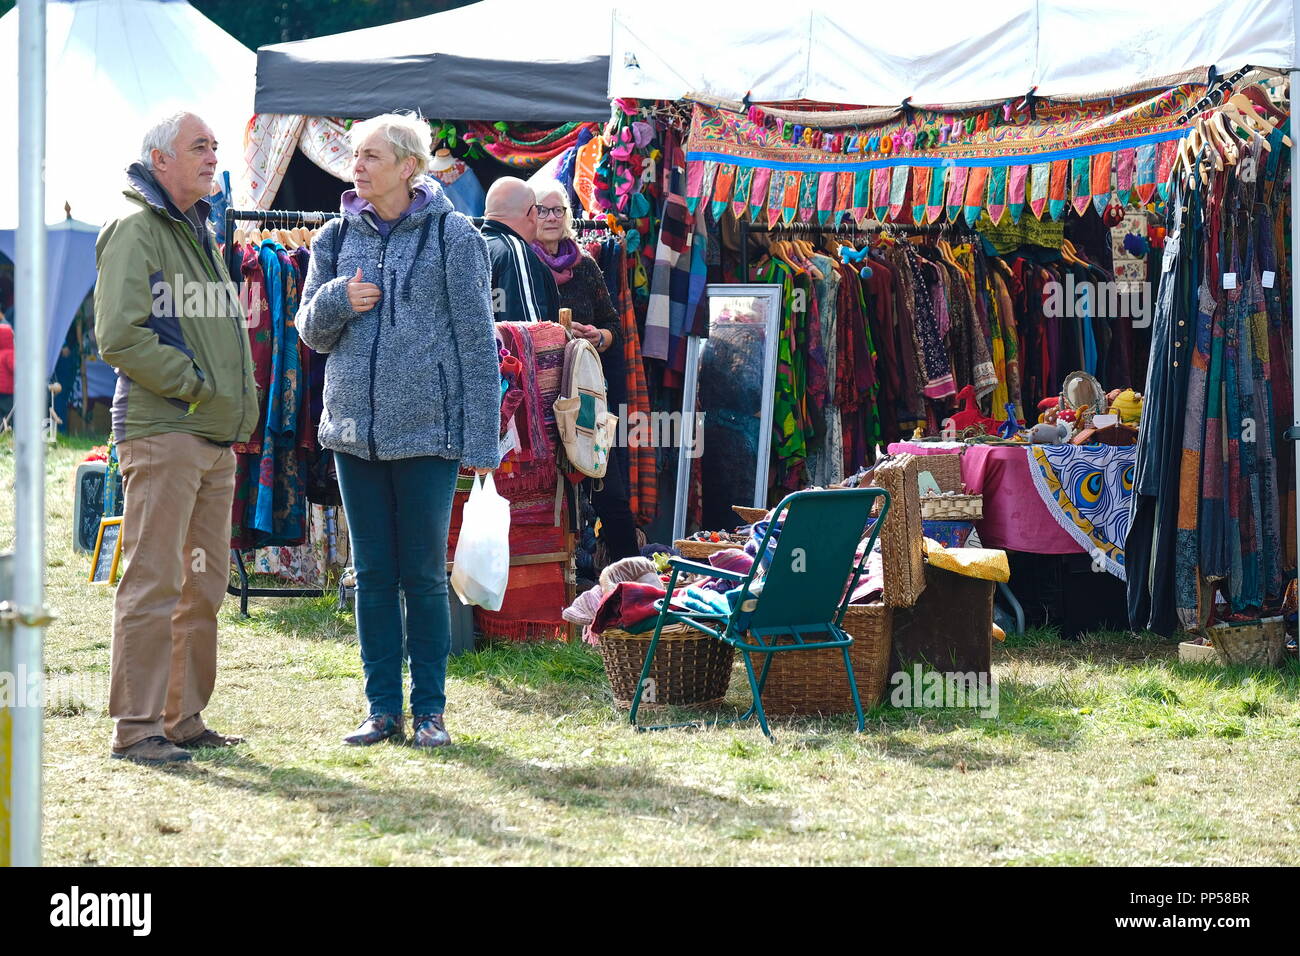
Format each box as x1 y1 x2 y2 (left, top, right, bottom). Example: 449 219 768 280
530 181 640 563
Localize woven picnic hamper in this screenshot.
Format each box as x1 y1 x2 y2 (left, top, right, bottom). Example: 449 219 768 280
601 623 735 709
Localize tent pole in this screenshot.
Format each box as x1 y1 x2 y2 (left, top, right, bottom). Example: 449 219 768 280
1292 66 1300 598
9 0 48 868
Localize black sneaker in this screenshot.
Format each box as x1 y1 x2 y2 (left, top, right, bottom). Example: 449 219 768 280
343 714 404 746
111 736 192 765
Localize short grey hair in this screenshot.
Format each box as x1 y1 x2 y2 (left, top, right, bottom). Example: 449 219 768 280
350 111 433 185
532 179 575 241
140 112 193 170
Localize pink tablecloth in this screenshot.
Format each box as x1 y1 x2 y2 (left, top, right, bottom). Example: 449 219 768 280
887 441 1080 554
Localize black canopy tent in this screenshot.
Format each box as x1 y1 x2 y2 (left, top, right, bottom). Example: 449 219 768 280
253 0 613 122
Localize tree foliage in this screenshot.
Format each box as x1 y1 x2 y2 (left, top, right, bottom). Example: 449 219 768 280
0 2 476 52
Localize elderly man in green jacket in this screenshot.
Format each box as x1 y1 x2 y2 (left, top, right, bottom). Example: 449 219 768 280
95 111 258 765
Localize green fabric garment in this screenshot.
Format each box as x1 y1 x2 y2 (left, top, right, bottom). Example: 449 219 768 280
976 211 1066 255
95 166 258 444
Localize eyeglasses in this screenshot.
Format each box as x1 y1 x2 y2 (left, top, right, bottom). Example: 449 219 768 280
534 205 566 219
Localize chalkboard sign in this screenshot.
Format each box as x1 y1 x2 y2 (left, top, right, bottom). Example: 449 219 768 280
74 462 122 554
89 518 123 585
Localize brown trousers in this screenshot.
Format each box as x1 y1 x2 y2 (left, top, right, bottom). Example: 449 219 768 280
110 432 236 749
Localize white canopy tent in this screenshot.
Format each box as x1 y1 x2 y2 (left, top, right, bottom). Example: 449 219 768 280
609 0 1299 104
0 0 256 376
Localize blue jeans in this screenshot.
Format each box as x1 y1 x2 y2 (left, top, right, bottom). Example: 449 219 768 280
335 452 459 716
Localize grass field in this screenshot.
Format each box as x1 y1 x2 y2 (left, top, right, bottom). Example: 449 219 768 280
4 435 1300 865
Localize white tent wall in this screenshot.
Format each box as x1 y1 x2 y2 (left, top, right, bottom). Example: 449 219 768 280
0 0 256 385
0 0 256 230
609 0 1299 104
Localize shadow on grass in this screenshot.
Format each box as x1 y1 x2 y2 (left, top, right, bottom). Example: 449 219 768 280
430 738 788 831
174 747 562 855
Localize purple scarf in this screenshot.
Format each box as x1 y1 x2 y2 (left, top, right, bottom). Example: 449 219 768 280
531 238 580 285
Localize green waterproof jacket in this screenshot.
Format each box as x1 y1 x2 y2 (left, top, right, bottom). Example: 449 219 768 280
94 164 258 444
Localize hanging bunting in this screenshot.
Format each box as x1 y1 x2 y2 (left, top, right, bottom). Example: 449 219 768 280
1048 160 1069 220
1070 156 1092 215
685 160 707 213
684 86 1200 228
817 170 837 223
748 166 772 222
945 166 969 222
963 166 990 226
911 166 933 225
1133 143 1157 204
731 164 754 219
986 165 1008 224
835 171 855 223
871 166 891 221
692 160 719 218
1115 148 1136 205
888 166 910 221
765 168 784 228
797 168 819 222
1090 152 1113 215
926 165 947 224
780 170 802 224
1007 164 1029 223
1029 162 1051 219
710 163 736 220
1155 139 1178 200
852 170 872 221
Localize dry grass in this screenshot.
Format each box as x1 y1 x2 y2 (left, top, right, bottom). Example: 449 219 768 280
5 435 1300 865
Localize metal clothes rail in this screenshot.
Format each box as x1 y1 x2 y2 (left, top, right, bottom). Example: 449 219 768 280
737 218 970 276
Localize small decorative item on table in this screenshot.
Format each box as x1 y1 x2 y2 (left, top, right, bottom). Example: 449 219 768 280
675 530 749 560
919 493 983 521
922 519 975 549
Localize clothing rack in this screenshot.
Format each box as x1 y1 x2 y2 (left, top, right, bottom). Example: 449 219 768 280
222 207 341 292
738 218 971 277
221 207 342 614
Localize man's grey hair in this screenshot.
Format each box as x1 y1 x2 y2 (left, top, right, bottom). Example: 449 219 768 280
140 111 195 170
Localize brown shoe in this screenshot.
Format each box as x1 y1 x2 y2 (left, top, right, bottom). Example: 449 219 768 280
176 729 245 749
111 736 192 765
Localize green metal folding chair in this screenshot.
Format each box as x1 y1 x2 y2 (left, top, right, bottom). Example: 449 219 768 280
629 487 891 738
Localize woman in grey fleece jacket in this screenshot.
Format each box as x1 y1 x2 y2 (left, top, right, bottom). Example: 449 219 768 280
297 113 501 749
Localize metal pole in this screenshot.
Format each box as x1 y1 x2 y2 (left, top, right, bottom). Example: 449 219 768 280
11 0 48 868
1290 65 1300 602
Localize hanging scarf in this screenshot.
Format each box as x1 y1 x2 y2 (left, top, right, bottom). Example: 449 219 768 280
531 238 581 285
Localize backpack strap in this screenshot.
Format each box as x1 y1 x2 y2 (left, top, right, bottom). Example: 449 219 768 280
327 218 349 277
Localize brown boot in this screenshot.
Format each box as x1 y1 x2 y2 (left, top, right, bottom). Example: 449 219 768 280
175 729 244 749
111 736 192 765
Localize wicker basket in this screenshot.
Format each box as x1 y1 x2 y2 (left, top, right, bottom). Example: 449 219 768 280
600 623 735 708
732 505 769 525
920 494 984 520
917 453 964 494
868 454 927 608
743 603 893 715
1209 618 1285 668
675 538 743 560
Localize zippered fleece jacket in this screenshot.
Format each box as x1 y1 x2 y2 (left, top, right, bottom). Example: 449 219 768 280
95 164 258 443
296 182 503 469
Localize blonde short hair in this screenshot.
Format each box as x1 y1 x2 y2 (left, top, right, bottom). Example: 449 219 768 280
531 179 575 241
349 112 433 185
